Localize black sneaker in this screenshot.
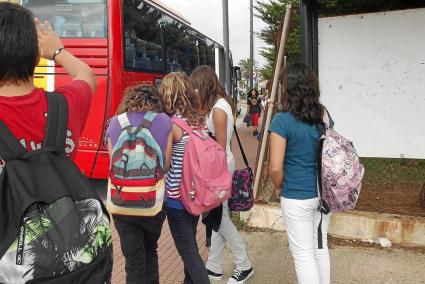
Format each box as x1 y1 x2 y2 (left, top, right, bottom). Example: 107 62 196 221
207 269 223 281
253 130 258 136
227 268 255 283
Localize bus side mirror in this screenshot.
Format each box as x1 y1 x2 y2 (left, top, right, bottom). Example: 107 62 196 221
234 66 241 81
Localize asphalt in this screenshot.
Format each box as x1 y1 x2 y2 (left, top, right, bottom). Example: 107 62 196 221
214 231 425 284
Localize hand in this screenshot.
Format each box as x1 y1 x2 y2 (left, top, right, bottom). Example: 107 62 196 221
35 19 64 60
274 187 281 201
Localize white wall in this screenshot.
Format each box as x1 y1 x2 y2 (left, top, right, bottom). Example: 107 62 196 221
318 8 425 159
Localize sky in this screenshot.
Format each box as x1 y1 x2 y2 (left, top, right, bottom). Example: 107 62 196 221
160 0 268 68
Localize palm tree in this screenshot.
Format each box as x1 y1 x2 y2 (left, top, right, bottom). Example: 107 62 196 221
238 58 259 93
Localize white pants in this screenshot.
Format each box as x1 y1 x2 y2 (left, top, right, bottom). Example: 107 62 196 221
206 201 252 274
281 197 331 284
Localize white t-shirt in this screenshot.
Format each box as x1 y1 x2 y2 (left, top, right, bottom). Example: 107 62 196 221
206 98 235 171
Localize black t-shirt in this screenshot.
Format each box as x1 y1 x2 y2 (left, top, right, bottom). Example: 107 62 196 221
248 96 261 114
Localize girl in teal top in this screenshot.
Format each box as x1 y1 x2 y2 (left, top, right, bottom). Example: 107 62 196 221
268 63 333 284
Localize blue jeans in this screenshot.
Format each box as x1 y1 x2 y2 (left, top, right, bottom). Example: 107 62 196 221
113 211 166 284
166 206 210 284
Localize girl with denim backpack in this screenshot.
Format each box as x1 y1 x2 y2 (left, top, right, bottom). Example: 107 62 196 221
106 84 173 284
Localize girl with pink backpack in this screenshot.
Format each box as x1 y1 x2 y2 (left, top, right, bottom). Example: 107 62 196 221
159 72 210 284
268 63 333 284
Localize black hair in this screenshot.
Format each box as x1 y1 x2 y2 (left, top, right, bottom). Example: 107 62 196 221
0 3 38 86
249 89 258 97
281 62 324 124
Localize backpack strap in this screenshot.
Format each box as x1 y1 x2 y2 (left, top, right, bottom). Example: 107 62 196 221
0 92 68 160
234 125 249 168
172 116 192 133
117 113 131 130
0 122 26 162
44 92 68 153
322 108 331 129
136 111 157 132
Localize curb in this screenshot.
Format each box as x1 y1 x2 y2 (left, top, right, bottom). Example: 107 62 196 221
240 204 425 247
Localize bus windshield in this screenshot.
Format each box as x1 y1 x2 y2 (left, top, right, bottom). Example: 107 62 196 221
22 0 107 38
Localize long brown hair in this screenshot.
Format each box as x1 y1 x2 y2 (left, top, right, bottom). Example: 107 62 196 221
189 65 235 115
159 72 203 127
116 84 163 115
281 63 324 124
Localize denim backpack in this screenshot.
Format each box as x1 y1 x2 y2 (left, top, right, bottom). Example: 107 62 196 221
108 112 165 216
0 93 113 283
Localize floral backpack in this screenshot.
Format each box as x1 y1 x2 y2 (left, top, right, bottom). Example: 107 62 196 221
316 110 365 248
229 126 254 211
318 111 365 212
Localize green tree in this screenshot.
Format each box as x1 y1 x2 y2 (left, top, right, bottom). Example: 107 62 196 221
255 0 425 81
238 58 260 92
255 0 301 81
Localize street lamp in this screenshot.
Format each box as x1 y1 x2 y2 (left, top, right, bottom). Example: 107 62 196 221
222 0 231 96
250 0 254 91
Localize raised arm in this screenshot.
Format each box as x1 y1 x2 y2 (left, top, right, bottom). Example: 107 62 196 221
36 19 96 93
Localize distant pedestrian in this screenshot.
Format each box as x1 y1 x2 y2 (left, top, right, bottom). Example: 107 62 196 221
106 84 173 284
190 66 254 284
268 63 334 284
160 72 210 284
247 89 261 136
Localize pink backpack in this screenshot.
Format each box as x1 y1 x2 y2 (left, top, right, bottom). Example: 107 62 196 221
172 117 232 216
318 112 365 213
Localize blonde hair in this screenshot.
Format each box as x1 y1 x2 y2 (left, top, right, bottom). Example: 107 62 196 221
160 72 204 127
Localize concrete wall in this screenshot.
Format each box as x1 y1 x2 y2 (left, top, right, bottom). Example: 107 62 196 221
241 204 425 246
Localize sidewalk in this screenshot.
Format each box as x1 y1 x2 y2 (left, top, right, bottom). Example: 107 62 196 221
214 231 425 284
111 113 259 283
111 220 208 284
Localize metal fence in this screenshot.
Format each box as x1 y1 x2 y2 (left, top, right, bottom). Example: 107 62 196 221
256 156 425 207
255 86 425 213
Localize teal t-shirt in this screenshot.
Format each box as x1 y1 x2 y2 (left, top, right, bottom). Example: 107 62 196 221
269 112 333 200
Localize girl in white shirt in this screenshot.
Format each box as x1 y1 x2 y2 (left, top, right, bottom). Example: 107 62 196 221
190 66 254 284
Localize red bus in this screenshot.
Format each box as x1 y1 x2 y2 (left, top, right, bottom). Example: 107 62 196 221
18 0 236 179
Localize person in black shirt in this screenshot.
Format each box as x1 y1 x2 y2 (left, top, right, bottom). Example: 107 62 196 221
247 89 261 136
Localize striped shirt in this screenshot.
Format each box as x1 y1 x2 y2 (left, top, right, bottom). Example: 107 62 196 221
165 131 189 201
165 116 208 210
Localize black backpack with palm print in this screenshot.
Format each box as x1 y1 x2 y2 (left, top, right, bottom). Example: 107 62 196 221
0 93 113 283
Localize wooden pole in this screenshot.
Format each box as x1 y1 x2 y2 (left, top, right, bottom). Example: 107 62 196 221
253 4 292 198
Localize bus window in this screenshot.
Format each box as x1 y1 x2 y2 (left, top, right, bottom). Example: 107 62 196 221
206 39 216 69
22 0 106 38
123 0 165 73
164 19 201 74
